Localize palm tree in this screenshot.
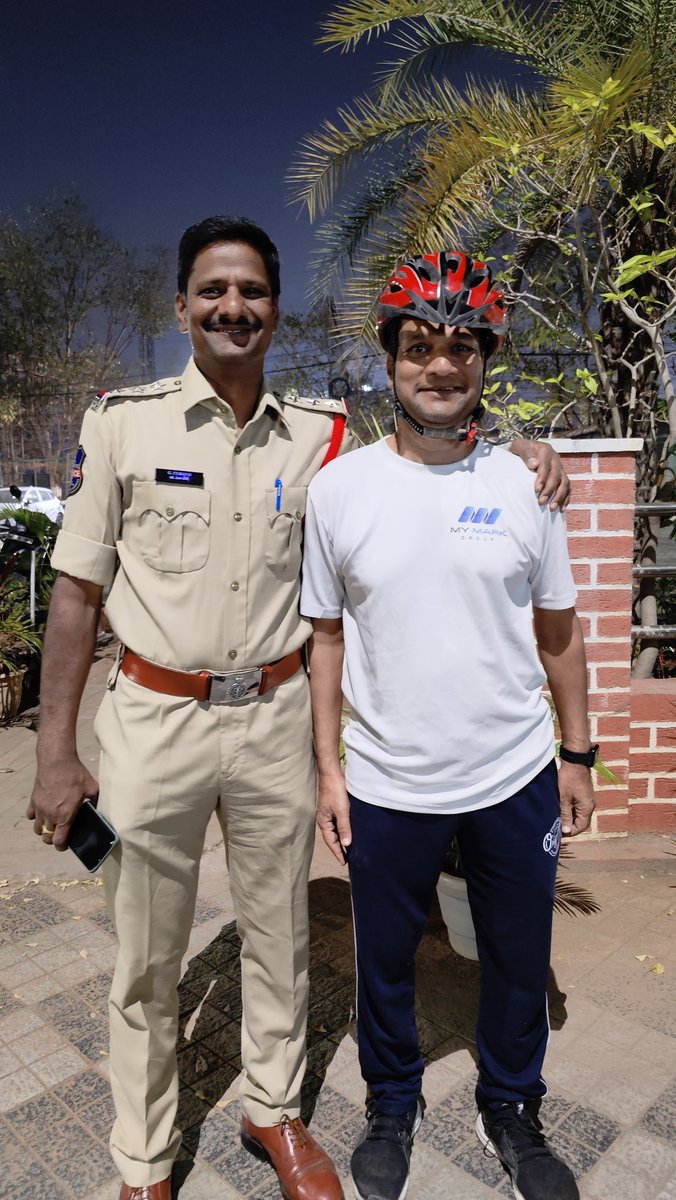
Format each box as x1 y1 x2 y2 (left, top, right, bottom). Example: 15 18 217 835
290 0 676 675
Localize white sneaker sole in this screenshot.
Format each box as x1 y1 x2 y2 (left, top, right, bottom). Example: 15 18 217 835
352 1180 409 1200
475 1113 525 1200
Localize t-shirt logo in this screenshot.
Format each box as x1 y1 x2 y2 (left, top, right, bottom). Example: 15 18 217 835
458 506 502 525
450 505 507 540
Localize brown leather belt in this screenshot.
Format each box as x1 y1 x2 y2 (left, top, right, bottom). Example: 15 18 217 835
120 648 302 704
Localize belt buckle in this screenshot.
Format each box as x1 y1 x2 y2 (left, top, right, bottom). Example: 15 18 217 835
208 667 263 704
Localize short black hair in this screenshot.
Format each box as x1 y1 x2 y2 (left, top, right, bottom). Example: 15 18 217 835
177 216 281 299
383 318 496 360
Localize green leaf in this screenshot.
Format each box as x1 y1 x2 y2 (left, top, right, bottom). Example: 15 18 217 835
629 119 666 149
616 249 676 286
575 367 598 395
594 761 623 784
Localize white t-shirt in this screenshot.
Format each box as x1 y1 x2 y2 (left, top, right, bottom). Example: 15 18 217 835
300 438 577 814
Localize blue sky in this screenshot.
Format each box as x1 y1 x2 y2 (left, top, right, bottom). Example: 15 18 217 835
2 6 380 304
0 2 505 375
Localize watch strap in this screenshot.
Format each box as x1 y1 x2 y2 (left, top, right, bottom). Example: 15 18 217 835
559 743 599 767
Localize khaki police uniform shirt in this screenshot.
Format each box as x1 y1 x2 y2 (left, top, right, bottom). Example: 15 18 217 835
52 356 354 673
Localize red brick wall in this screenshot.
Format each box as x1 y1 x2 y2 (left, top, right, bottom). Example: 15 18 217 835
554 440 674 836
628 680 676 832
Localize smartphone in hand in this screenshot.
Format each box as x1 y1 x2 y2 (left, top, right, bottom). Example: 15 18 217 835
67 800 119 872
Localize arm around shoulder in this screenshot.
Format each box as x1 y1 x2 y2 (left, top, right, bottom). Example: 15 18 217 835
509 438 570 511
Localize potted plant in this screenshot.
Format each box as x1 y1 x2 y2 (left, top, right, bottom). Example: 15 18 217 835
436 840 481 960
0 596 41 722
0 509 58 713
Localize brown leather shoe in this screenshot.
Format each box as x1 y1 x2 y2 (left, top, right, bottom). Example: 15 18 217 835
241 1114 344 1200
119 1179 171 1200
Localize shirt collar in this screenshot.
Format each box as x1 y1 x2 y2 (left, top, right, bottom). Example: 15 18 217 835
178 357 287 427
178 357 221 413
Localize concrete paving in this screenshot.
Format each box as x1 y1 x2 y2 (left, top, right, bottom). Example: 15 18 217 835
0 644 674 1199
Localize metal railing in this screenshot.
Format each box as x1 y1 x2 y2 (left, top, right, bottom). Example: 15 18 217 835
632 502 676 640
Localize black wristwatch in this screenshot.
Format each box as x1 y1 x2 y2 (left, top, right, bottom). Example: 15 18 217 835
558 743 599 768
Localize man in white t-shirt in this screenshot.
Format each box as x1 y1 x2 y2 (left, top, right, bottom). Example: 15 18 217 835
300 251 595 1200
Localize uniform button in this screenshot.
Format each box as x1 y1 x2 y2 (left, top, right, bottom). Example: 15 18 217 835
228 649 237 660
233 512 242 522
295 510 302 519
166 506 175 517
234 445 242 455
231 581 239 591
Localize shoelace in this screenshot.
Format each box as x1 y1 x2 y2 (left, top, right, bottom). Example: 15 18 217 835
365 1108 415 1144
279 1115 309 1148
129 1189 155 1200
487 1104 550 1162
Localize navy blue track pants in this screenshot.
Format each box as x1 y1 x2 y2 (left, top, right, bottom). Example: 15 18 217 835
347 760 561 1115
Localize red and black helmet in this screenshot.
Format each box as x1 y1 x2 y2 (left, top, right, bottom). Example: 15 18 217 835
376 250 506 356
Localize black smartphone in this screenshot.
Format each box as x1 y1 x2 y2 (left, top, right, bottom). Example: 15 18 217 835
67 800 119 872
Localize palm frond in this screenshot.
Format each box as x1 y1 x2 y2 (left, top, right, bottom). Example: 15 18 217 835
318 0 450 51
290 75 467 219
548 44 655 201
549 45 653 139
306 158 427 309
327 84 552 342
376 0 567 101
554 844 602 917
374 24 473 106
553 878 602 917
562 0 676 66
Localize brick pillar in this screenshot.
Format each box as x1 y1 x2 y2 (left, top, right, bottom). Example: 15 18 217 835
552 439 643 837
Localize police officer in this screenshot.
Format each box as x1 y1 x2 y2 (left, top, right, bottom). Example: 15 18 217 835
28 217 569 1200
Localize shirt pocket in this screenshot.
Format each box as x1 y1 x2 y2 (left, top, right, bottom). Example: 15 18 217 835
264 485 306 580
125 482 211 573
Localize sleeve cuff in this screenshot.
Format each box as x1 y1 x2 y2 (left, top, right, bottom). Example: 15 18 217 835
51 530 118 587
532 592 577 610
299 605 344 619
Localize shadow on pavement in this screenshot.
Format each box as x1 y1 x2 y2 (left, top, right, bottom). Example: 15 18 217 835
172 876 568 1195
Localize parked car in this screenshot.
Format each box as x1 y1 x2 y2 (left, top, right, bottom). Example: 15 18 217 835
0 485 64 524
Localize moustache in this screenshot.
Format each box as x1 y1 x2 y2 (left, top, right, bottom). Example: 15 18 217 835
204 318 263 333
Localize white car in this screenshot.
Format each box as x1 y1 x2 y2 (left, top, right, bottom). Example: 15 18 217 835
0 485 64 524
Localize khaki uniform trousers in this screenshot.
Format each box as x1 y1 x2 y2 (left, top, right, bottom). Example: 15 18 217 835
95 666 316 1188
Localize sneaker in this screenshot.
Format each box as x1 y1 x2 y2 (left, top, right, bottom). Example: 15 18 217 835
476 1101 579 1200
351 1095 425 1200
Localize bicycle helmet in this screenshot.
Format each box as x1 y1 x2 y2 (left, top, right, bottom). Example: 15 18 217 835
376 251 506 357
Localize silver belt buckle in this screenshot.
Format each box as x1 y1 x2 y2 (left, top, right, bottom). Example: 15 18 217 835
208 667 263 704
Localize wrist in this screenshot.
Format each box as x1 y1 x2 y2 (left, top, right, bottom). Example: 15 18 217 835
559 743 598 768
36 742 78 768
317 765 344 783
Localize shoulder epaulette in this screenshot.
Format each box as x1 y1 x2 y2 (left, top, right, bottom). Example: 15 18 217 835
280 393 348 417
90 377 183 412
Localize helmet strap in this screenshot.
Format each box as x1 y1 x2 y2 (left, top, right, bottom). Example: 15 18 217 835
390 355 486 444
394 401 477 441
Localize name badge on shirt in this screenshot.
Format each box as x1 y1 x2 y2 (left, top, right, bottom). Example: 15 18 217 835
155 469 204 487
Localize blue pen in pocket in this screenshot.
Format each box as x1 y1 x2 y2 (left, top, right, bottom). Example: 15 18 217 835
275 478 283 512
